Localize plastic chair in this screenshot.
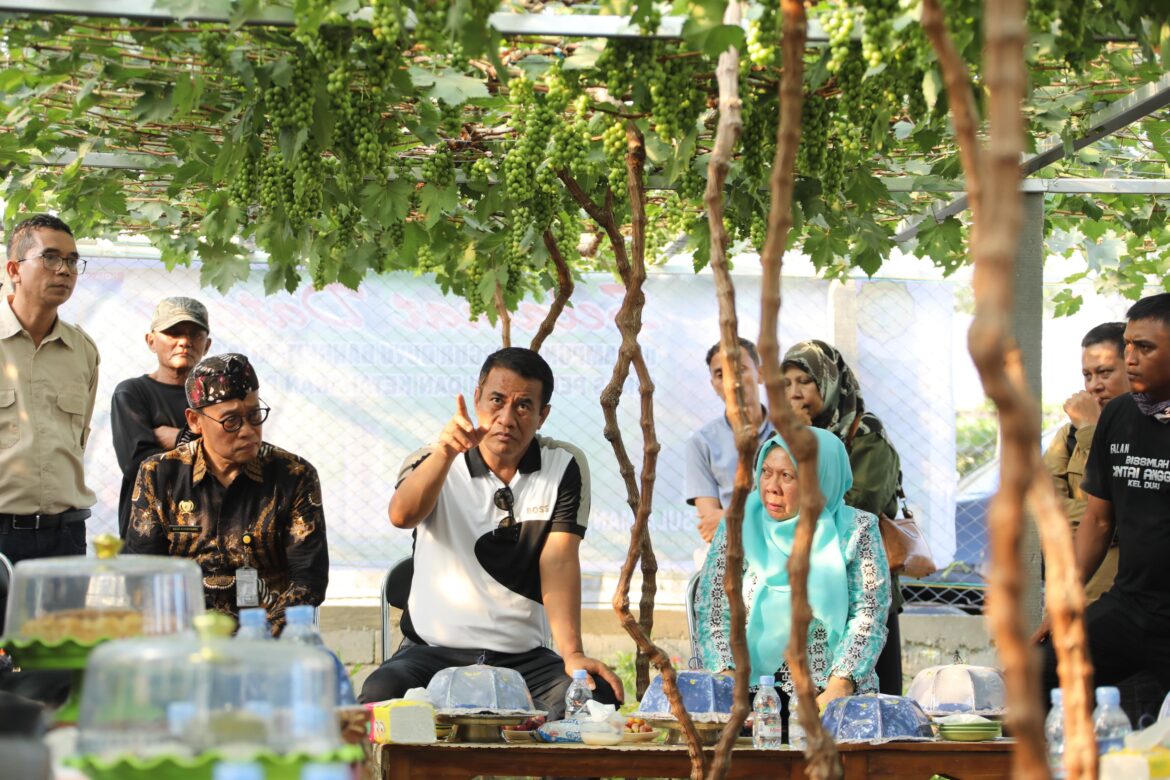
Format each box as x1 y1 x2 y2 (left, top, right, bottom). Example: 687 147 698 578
380 556 413 663
685 571 702 661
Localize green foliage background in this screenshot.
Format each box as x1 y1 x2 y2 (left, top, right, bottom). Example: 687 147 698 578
0 0 1168 317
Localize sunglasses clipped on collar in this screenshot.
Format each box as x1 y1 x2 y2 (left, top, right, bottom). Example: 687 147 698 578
493 486 520 541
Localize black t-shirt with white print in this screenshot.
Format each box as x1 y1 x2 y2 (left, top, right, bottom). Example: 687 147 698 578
397 435 589 653
1083 393 1170 625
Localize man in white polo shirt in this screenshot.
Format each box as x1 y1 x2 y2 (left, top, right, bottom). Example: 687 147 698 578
359 348 623 716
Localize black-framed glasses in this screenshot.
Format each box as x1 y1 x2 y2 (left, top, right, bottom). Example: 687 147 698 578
193 401 270 433
21 251 87 275
493 486 520 541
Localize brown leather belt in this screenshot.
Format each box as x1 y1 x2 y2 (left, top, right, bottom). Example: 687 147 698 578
0 508 91 531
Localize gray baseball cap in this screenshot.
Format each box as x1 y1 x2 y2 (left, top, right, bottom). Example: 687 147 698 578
150 297 209 332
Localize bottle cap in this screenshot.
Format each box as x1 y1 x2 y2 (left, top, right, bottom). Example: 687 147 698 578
285 605 315 625
167 701 196 733
300 763 350 780
1050 688 1063 706
212 762 264 780
572 669 588 681
238 608 267 628
1096 686 1120 707
759 675 776 687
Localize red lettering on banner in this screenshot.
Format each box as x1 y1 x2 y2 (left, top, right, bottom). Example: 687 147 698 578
575 302 606 330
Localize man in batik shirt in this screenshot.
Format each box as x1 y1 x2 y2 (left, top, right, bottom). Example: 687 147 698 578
125 353 328 633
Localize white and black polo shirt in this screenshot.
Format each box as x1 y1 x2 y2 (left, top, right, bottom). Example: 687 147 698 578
399 435 590 654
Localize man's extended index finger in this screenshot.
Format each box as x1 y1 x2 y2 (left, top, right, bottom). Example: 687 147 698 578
456 393 471 422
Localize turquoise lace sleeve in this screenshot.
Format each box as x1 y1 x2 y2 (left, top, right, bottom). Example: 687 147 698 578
694 522 734 671
828 508 891 686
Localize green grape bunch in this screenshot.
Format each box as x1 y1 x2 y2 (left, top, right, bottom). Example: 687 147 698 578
421 144 455 187
821 5 856 73
263 57 316 131
647 46 704 142
746 1 779 68
602 119 628 193
371 0 402 43
860 0 898 71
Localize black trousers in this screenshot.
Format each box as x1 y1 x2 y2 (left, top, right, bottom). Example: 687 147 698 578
0 520 86 564
359 640 620 719
875 607 903 695
1041 590 1170 724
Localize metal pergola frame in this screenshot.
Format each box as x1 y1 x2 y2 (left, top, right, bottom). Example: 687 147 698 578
1 1 836 42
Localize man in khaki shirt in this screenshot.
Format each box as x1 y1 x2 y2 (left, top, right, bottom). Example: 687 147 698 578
0 215 100 563
1042 321 1129 602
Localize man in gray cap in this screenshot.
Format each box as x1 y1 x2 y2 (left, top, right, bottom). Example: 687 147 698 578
110 297 211 538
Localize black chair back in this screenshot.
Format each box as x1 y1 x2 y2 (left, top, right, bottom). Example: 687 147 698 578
379 556 414 662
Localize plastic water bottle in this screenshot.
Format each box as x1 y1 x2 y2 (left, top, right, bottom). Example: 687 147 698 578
564 669 592 719
752 675 783 749
282 605 357 706
236 608 271 640
301 763 350 780
787 690 806 750
1045 688 1065 779
213 762 264 780
1093 686 1132 755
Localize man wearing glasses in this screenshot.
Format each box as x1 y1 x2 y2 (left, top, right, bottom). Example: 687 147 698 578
125 353 329 634
111 297 212 539
360 347 625 717
0 214 100 563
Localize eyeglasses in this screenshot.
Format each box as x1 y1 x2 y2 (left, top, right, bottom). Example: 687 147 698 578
20 251 87 275
493 486 520 541
192 402 270 433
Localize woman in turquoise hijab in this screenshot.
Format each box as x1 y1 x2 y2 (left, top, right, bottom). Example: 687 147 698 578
694 428 891 708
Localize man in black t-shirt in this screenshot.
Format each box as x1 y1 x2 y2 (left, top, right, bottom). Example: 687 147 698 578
1039 293 1170 717
110 297 210 537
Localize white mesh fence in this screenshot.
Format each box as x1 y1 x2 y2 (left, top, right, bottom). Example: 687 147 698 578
55 253 1139 606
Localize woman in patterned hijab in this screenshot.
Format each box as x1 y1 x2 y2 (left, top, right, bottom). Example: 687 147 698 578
782 338 905 695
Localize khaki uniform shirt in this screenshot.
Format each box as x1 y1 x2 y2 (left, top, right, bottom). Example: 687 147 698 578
1043 421 1118 601
0 296 99 514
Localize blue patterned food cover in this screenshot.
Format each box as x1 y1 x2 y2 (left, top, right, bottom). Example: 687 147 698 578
636 670 734 718
820 694 934 742
426 664 536 713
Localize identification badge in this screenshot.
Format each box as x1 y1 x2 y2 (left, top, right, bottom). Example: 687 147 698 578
235 567 259 607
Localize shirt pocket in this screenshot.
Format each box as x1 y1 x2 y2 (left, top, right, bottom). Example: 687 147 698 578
0 388 18 449
54 390 85 449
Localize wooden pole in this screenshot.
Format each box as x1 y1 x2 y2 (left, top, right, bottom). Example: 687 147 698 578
701 1 755 778
758 1 842 778
969 0 1050 776
558 162 709 779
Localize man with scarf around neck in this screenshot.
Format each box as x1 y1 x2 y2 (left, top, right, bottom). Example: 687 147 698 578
694 428 890 714
124 353 328 635
1039 293 1170 720
782 339 905 696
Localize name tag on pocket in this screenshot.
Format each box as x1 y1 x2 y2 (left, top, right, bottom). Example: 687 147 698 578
167 525 200 533
236 566 259 607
